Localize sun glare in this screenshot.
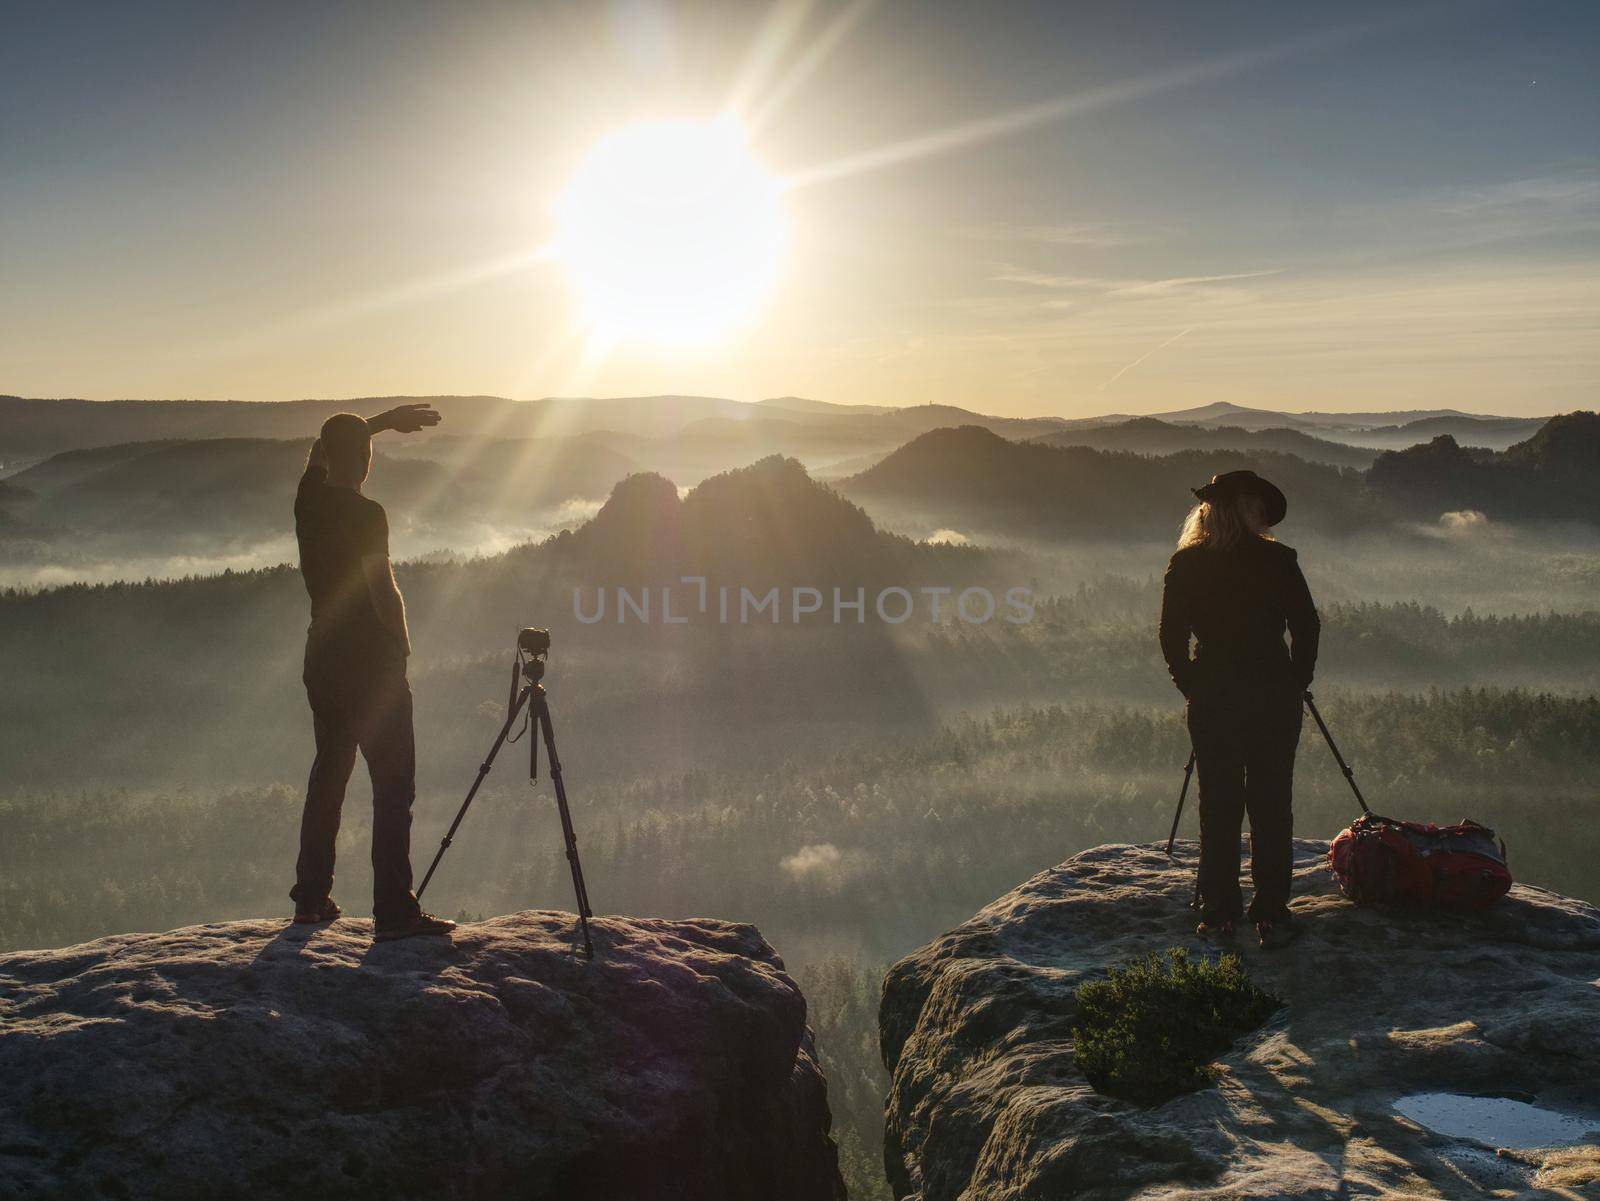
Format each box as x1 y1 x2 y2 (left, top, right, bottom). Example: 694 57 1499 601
552 119 787 346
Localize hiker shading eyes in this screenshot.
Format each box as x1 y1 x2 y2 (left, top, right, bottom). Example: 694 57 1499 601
1159 470 1320 950
291 405 457 943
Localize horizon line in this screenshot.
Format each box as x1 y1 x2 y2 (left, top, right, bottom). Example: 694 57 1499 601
0 391 1549 423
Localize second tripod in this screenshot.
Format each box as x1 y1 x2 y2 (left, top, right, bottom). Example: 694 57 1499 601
417 628 595 958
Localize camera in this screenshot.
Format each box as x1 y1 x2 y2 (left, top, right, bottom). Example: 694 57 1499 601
518 627 552 657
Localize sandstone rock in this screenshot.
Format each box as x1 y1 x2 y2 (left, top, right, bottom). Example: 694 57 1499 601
0 911 845 1201
881 840 1600 1200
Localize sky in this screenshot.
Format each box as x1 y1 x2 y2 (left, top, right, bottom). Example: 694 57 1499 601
1 0 1596 417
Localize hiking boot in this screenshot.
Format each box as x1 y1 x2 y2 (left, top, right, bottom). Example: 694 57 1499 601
1195 918 1237 943
373 911 456 942
1256 915 1300 950
293 898 342 925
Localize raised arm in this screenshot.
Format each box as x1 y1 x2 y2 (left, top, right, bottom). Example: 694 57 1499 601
366 403 441 435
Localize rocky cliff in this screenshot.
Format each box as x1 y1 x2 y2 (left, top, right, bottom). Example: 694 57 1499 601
881 841 1600 1200
0 911 845 1201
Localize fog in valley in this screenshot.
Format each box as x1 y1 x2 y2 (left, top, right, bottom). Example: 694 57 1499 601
4 393 1598 1194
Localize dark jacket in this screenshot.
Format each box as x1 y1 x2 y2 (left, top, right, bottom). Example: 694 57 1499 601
1159 538 1320 699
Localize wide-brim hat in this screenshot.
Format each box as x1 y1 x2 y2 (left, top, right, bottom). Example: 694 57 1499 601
1192 469 1287 526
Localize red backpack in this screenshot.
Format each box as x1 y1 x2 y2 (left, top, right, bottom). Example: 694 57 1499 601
1329 815 1512 910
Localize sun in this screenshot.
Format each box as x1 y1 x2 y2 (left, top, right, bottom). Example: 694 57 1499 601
552 119 788 345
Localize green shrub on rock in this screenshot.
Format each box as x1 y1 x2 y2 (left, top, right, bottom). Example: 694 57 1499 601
1072 948 1281 1106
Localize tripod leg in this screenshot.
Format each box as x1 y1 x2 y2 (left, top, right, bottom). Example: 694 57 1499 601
1304 692 1372 815
416 684 532 901
534 693 595 958
1166 750 1196 855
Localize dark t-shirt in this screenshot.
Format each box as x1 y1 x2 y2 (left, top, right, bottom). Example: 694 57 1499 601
295 464 404 677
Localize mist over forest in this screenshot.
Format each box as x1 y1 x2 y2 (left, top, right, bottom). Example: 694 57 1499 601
4 392 1597 1195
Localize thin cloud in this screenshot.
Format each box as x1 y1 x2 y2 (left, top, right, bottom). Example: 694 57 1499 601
1099 326 1195 391
1430 173 1600 218
867 256 1599 413
1114 271 1282 297
1319 168 1600 265
992 267 1281 297
957 222 1143 249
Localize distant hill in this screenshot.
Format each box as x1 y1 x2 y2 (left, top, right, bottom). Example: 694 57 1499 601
0 395 522 459
642 414 891 465
1391 414 1554 442
3 435 635 546
6 440 189 495
1033 417 1377 469
0 393 1063 463
345 435 635 507
2 391 1552 554
0 479 34 506
6 439 453 538
1148 401 1482 431
1368 411 1600 521
0 393 799 459
810 451 888 481
512 395 773 438
1335 414 1549 451
392 418 900 490
755 396 897 417
2 393 1546 476
840 426 1377 541
1054 401 1546 450
0 453 1020 789
0 479 48 539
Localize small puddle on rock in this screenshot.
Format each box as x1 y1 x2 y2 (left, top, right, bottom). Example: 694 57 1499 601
1395 1092 1598 1149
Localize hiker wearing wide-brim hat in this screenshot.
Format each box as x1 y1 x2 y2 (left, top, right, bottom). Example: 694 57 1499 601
1158 468 1320 950
1191 469 1287 527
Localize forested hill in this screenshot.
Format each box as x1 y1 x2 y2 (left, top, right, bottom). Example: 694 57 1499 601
1 436 633 537
1368 410 1600 521
1101 401 1546 449
559 456 919 585
1 393 1544 467
0 393 1066 462
0 455 1015 790
839 426 1379 539
845 413 1600 539
0 395 520 458
1033 417 1379 470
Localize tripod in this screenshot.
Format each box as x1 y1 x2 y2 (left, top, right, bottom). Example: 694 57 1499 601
1163 691 1370 909
417 641 595 958
1302 690 1371 816
1163 748 1203 911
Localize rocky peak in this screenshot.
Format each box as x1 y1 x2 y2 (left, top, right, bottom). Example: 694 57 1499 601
881 841 1600 1200
0 911 845 1201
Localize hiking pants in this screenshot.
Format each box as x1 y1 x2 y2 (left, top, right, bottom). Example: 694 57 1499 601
292 666 421 926
1187 687 1303 924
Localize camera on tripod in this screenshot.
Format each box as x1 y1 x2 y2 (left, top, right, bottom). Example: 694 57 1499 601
416 624 595 957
